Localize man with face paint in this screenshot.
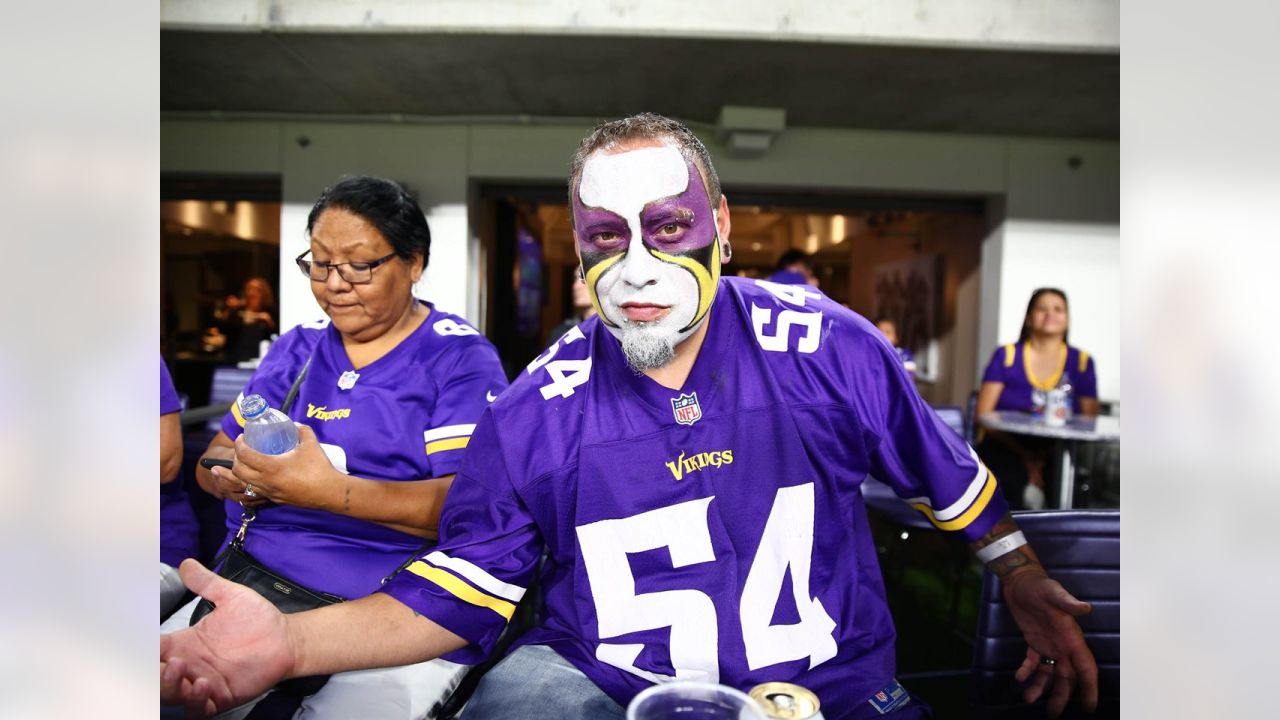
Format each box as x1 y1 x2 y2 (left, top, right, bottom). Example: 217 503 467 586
163 115 1099 720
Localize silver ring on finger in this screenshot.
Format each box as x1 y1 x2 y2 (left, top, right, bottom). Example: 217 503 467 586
1039 656 1057 667
244 483 258 498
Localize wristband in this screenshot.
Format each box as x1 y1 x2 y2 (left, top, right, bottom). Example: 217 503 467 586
976 530 1028 564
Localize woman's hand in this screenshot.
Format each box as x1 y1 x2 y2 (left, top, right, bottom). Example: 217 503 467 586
199 440 269 508
226 424 341 511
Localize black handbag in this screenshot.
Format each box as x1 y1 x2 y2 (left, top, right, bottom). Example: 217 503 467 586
188 520 344 696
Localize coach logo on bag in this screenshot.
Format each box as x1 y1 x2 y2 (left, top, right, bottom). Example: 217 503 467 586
273 582 292 595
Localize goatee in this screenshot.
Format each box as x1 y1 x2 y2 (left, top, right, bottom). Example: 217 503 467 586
619 323 676 372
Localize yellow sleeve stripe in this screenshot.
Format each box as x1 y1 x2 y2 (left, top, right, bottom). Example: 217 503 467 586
910 467 999 531
230 394 246 428
405 561 516 620
1079 350 1090 374
425 436 470 455
1003 344 1016 367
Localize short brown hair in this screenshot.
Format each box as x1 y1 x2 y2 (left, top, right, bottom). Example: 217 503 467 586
568 113 722 225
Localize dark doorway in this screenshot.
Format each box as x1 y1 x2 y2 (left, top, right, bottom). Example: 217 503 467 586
477 184 987 405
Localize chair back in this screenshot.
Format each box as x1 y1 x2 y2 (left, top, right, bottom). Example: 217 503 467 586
966 390 979 443
206 366 255 433
932 404 966 440
971 509 1119 719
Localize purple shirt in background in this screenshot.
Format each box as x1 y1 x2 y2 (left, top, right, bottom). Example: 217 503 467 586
219 302 508 599
382 278 1006 719
161 355 199 567
981 343 1098 414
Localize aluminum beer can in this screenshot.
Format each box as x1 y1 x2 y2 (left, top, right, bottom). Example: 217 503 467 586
749 682 823 720
1044 388 1069 427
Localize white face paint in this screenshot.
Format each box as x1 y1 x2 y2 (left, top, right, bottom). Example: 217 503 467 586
576 144 709 369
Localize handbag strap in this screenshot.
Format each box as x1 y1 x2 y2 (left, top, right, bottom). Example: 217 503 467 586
231 346 315 547
280 353 313 414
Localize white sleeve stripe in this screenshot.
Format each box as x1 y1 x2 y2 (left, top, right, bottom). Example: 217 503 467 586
901 446 989 521
422 424 477 443
425 551 526 603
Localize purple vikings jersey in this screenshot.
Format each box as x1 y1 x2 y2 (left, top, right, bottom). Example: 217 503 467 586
382 279 1007 718
219 301 507 598
981 343 1098 414
161 355 200 567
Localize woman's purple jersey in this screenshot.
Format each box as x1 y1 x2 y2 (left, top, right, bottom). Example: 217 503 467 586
219 302 507 598
981 343 1098 414
161 355 199 567
382 279 1007 718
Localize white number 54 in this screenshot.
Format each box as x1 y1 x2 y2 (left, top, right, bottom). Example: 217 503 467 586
576 483 837 684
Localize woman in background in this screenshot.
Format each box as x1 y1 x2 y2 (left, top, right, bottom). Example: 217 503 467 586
215 276 278 362
975 288 1099 508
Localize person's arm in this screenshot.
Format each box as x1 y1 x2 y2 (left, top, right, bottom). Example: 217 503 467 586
969 513 1099 717
976 381 1004 416
161 411 183 484
1075 353 1100 417
161 559 466 717
1078 397 1100 417
211 425 452 538
864 337 1094 716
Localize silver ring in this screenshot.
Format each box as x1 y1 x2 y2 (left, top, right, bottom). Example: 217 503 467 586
244 484 258 498
1040 656 1057 667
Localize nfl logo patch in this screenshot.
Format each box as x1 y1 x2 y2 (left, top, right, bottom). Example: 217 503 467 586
671 392 702 426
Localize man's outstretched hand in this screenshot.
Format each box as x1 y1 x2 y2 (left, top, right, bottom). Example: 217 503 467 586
160 559 294 717
1003 571 1099 717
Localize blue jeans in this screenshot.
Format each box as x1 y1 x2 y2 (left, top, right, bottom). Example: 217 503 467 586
461 645 625 720
460 645 932 720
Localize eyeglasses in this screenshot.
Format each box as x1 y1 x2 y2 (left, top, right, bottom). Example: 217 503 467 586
296 249 398 284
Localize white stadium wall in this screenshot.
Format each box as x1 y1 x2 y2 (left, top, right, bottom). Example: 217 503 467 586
161 118 1120 401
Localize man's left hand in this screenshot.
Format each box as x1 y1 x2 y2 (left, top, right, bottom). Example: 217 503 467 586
1003 572 1099 716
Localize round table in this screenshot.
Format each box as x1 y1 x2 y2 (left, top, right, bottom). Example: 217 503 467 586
977 411 1121 508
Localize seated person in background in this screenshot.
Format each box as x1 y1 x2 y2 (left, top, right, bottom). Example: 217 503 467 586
214 276 278 362
163 175 508 718
161 354 199 618
163 114 1096 720
874 317 917 376
546 272 597 346
975 287 1099 509
767 248 820 286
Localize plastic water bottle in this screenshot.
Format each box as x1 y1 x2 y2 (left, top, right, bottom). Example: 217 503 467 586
240 394 298 454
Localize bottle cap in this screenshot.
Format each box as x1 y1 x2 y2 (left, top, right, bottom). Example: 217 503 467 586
239 393 268 420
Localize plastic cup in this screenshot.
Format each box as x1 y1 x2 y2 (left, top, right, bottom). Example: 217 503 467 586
626 681 769 720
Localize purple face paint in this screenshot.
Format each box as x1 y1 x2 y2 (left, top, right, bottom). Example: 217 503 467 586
575 161 718 265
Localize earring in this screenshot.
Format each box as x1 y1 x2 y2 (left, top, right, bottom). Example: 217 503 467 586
722 243 733 261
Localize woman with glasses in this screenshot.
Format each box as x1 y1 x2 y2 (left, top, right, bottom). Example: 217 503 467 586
163 176 508 719
974 288 1099 509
